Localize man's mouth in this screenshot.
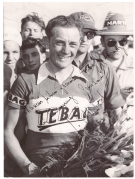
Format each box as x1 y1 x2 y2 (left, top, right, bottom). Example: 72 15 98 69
30 64 36 67
80 43 87 46
58 55 71 59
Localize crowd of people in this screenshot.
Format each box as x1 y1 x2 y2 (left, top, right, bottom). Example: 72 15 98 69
4 10 134 177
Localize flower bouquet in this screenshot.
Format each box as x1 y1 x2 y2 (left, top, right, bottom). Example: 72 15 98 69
26 102 133 178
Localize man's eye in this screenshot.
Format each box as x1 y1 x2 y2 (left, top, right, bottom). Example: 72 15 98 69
34 30 39 32
70 43 77 47
32 53 38 57
56 42 63 46
13 51 19 54
24 29 30 32
23 56 28 60
4 52 8 55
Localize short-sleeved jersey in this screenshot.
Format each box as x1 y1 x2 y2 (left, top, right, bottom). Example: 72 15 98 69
8 63 101 165
72 52 125 109
8 60 124 166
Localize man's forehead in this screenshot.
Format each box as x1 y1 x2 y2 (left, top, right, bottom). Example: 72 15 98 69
22 46 38 53
23 21 42 29
52 26 80 34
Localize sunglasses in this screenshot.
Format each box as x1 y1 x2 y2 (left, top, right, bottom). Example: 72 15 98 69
83 31 96 40
107 39 128 47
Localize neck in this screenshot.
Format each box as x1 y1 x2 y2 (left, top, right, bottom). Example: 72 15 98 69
47 60 73 84
74 52 87 67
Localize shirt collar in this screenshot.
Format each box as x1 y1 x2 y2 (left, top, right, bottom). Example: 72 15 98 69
71 65 88 81
37 62 88 85
72 52 91 70
37 62 52 85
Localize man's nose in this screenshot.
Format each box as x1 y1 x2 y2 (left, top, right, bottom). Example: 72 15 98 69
62 44 70 54
8 53 14 60
29 29 34 36
28 56 33 63
115 41 121 48
81 35 87 42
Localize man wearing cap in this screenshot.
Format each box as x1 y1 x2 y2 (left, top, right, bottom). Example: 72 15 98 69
97 12 134 100
4 26 22 89
91 36 104 55
70 12 125 130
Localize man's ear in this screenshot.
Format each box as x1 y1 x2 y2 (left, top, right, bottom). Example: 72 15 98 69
101 37 105 47
41 30 45 38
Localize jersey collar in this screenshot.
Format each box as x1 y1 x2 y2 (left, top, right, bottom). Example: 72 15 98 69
37 61 88 85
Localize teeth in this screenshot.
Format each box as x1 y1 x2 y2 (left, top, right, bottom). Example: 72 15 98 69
59 56 70 59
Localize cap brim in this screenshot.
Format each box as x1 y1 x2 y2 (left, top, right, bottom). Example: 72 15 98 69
82 25 98 32
96 30 133 36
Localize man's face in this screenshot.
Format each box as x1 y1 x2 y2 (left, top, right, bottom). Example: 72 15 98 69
21 21 43 41
102 35 128 60
21 46 41 71
49 26 80 69
78 32 93 54
4 41 20 69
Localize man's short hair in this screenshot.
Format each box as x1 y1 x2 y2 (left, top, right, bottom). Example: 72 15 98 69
45 15 82 39
21 13 45 31
21 37 46 53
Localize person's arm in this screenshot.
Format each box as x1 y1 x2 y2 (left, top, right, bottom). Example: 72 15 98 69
4 105 31 174
4 74 40 175
104 61 125 126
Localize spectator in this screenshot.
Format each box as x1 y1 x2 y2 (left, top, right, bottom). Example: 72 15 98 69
4 63 12 111
70 12 125 127
91 36 104 54
21 12 45 41
3 26 22 86
16 12 46 72
98 12 134 100
17 37 46 74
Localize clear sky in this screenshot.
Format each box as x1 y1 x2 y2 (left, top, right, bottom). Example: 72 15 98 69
3 1 134 32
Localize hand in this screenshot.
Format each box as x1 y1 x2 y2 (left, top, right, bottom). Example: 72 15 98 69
23 162 40 176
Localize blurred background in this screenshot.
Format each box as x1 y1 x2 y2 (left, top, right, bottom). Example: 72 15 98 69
3 2 133 33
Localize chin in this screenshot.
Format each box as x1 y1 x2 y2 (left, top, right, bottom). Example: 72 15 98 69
78 47 88 54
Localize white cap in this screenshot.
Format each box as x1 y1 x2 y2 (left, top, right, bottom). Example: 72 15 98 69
92 36 101 46
4 26 22 46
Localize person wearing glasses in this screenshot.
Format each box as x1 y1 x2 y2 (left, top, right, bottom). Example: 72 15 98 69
69 12 125 131
98 12 133 100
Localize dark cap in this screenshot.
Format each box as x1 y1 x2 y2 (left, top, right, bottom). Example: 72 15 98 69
70 11 97 32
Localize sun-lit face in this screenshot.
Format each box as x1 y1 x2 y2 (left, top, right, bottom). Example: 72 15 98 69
102 35 128 60
3 41 20 69
78 32 93 54
21 21 43 41
48 26 81 70
21 46 41 71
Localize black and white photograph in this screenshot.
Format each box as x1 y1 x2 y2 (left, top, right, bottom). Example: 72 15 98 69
3 1 134 177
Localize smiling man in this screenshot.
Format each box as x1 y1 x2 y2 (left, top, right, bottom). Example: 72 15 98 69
98 12 134 100
4 15 94 177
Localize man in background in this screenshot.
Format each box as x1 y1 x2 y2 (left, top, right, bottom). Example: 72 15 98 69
98 12 134 100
